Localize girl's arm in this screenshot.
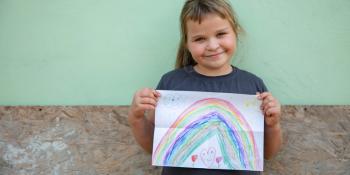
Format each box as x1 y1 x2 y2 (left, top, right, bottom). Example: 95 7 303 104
258 92 283 159
264 122 282 159
128 88 160 153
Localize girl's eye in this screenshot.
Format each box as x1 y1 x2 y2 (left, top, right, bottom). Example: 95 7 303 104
194 37 205 42
217 32 226 37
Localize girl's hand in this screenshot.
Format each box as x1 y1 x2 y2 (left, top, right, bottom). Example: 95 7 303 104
129 88 161 120
257 92 281 128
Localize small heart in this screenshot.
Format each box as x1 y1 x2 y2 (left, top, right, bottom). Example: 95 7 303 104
200 147 216 168
191 154 198 162
216 156 222 163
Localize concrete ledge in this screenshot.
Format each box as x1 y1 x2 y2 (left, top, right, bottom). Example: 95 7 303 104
0 106 349 174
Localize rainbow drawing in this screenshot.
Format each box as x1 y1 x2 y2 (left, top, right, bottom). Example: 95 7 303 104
152 97 263 171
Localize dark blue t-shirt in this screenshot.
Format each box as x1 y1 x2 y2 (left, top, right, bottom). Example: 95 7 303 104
156 65 267 175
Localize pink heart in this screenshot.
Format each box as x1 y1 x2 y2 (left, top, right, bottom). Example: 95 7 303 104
216 156 222 163
200 147 216 168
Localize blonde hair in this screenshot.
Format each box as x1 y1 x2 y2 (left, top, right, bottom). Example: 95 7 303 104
175 0 242 69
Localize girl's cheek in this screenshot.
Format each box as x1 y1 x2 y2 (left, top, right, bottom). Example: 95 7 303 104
191 45 204 55
225 40 236 54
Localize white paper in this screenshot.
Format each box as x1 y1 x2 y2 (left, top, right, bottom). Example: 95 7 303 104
152 90 264 171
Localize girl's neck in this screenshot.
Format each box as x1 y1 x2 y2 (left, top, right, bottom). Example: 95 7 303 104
193 64 233 77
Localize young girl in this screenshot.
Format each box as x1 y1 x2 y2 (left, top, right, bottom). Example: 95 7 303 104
128 0 282 174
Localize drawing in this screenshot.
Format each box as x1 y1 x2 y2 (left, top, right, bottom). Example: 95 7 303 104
161 93 182 109
191 154 198 167
200 147 216 168
152 90 263 171
216 156 223 168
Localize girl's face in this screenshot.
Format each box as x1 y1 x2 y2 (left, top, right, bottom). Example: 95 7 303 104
186 14 237 76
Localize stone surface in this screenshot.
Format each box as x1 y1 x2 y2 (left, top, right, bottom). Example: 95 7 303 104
0 106 349 175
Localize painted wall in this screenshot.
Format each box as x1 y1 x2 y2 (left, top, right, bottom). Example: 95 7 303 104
0 0 349 105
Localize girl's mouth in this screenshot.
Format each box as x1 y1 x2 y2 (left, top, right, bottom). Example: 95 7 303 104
205 51 225 58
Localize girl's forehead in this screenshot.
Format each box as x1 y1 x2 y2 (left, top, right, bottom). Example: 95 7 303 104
186 14 230 30
186 13 227 24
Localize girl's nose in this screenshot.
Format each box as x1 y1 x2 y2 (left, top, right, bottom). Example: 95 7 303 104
206 38 219 50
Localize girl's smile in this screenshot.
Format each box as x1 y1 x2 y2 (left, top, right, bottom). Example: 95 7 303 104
204 51 225 59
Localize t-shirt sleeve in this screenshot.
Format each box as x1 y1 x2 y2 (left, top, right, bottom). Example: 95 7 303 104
257 78 268 93
156 75 167 90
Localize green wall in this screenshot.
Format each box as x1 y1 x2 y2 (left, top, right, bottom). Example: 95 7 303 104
0 0 349 105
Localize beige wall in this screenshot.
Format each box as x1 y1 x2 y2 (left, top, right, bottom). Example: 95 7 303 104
0 106 349 174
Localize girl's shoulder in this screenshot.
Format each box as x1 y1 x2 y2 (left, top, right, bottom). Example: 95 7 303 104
234 67 268 93
235 67 264 82
160 66 193 81
156 67 191 90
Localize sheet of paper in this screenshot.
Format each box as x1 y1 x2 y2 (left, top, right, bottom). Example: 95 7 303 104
152 90 264 171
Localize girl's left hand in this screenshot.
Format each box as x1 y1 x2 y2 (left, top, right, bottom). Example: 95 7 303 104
257 92 281 128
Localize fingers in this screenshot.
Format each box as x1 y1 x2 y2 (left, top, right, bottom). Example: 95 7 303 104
257 92 281 127
139 97 158 107
264 107 280 124
265 106 280 116
137 104 156 110
262 100 278 112
153 89 161 98
139 88 160 99
257 92 278 110
131 88 161 115
137 88 160 104
257 92 272 101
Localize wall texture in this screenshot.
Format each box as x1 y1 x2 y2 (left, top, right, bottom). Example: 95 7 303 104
0 106 349 175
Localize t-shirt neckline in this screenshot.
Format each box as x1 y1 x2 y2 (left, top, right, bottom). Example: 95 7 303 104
185 65 239 80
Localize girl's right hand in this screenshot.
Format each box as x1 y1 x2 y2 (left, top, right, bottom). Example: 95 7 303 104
129 88 161 120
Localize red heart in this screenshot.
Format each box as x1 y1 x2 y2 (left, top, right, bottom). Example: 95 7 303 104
191 155 198 162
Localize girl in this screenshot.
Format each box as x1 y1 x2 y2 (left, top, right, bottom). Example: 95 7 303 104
128 0 282 174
